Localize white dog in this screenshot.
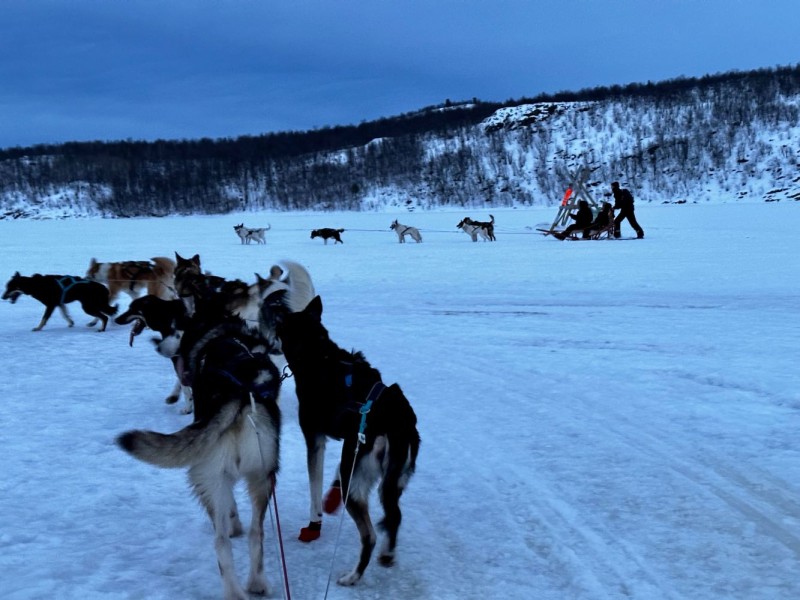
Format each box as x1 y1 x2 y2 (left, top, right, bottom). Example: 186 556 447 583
234 223 271 245
390 220 423 243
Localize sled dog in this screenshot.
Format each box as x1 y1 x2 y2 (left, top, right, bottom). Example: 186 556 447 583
117 312 281 600
456 217 487 242
310 228 344 244
114 294 194 413
85 256 176 301
234 223 271 245
466 214 496 241
268 292 420 586
173 252 226 315
3 272 117 331
390 220 423 243
457 216 495 242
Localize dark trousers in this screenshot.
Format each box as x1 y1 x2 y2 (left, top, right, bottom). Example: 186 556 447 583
562 223 590 238
614 209 643 238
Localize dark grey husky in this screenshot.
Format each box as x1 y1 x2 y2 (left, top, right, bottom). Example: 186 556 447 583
117 312 281 599
2 271 117 331
268 291 420 586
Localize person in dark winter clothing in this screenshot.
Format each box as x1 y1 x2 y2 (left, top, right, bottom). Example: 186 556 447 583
554 200 593 240
583 201 614 237
611 181 644 238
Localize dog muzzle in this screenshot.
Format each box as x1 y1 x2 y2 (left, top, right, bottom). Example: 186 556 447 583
127 318 147 347
3 290 22 304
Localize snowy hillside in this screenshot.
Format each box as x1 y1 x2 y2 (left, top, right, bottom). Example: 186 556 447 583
2 66 799 219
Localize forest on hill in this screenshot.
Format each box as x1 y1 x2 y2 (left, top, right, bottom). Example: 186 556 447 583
1 64 798 218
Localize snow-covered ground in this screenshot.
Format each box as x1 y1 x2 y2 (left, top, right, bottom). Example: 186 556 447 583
1 203 798 600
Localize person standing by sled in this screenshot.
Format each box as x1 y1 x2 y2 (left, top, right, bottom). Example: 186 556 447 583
611 181 644 239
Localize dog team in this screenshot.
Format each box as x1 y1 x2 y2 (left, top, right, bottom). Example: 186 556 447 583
234 214 499 246
2 251 420 599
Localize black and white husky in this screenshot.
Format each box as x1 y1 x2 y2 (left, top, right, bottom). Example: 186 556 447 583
457 216 495 242
234 223 270 245
2 271 117 331
117 311 281 600
267 291 420 586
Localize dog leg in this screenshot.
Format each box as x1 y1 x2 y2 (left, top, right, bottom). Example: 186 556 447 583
299 433 326 541
377 443 408 566
244 474 273 595
335 442 379 585
32 305 56 331
337 497 376 586
194 473 249 600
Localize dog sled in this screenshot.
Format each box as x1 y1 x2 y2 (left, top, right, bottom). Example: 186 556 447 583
538 221 615 240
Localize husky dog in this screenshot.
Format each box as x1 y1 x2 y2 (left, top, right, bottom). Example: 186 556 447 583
390 220 423 243
173 252 226 316
85 257 176 301
117 311 281 600
234 223 271 245
114 294 194 413
216 260 317 348
467 215 496 241
268 292 420 586
456 217 485 242
310 228 344 244
3 272 117 331
457 216 495 242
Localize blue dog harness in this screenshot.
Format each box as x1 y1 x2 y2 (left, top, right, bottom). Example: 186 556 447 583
343 371 386 444
55 276 89 304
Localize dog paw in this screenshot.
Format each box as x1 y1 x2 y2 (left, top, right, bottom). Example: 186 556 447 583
246 574 269 596
323 483 342 514
378 552 395 567
164 395 179 404
337 569 362 586
298 521 321 542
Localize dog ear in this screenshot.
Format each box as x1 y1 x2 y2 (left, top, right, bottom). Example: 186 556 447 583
305 295 323 319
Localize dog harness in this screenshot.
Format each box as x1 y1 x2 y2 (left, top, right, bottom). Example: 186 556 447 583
204 338 278 403
55 276 89 305
121 261 154 291
343 371 386 444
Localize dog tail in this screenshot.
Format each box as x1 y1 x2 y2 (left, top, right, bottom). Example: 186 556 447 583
116 403 240 468
489 214 495 223
276 259 316 313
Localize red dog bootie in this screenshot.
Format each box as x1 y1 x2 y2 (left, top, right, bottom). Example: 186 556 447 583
323 482 343 514
298 521 321 542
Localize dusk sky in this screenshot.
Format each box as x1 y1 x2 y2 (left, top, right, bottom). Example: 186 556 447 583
1 0 797 149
